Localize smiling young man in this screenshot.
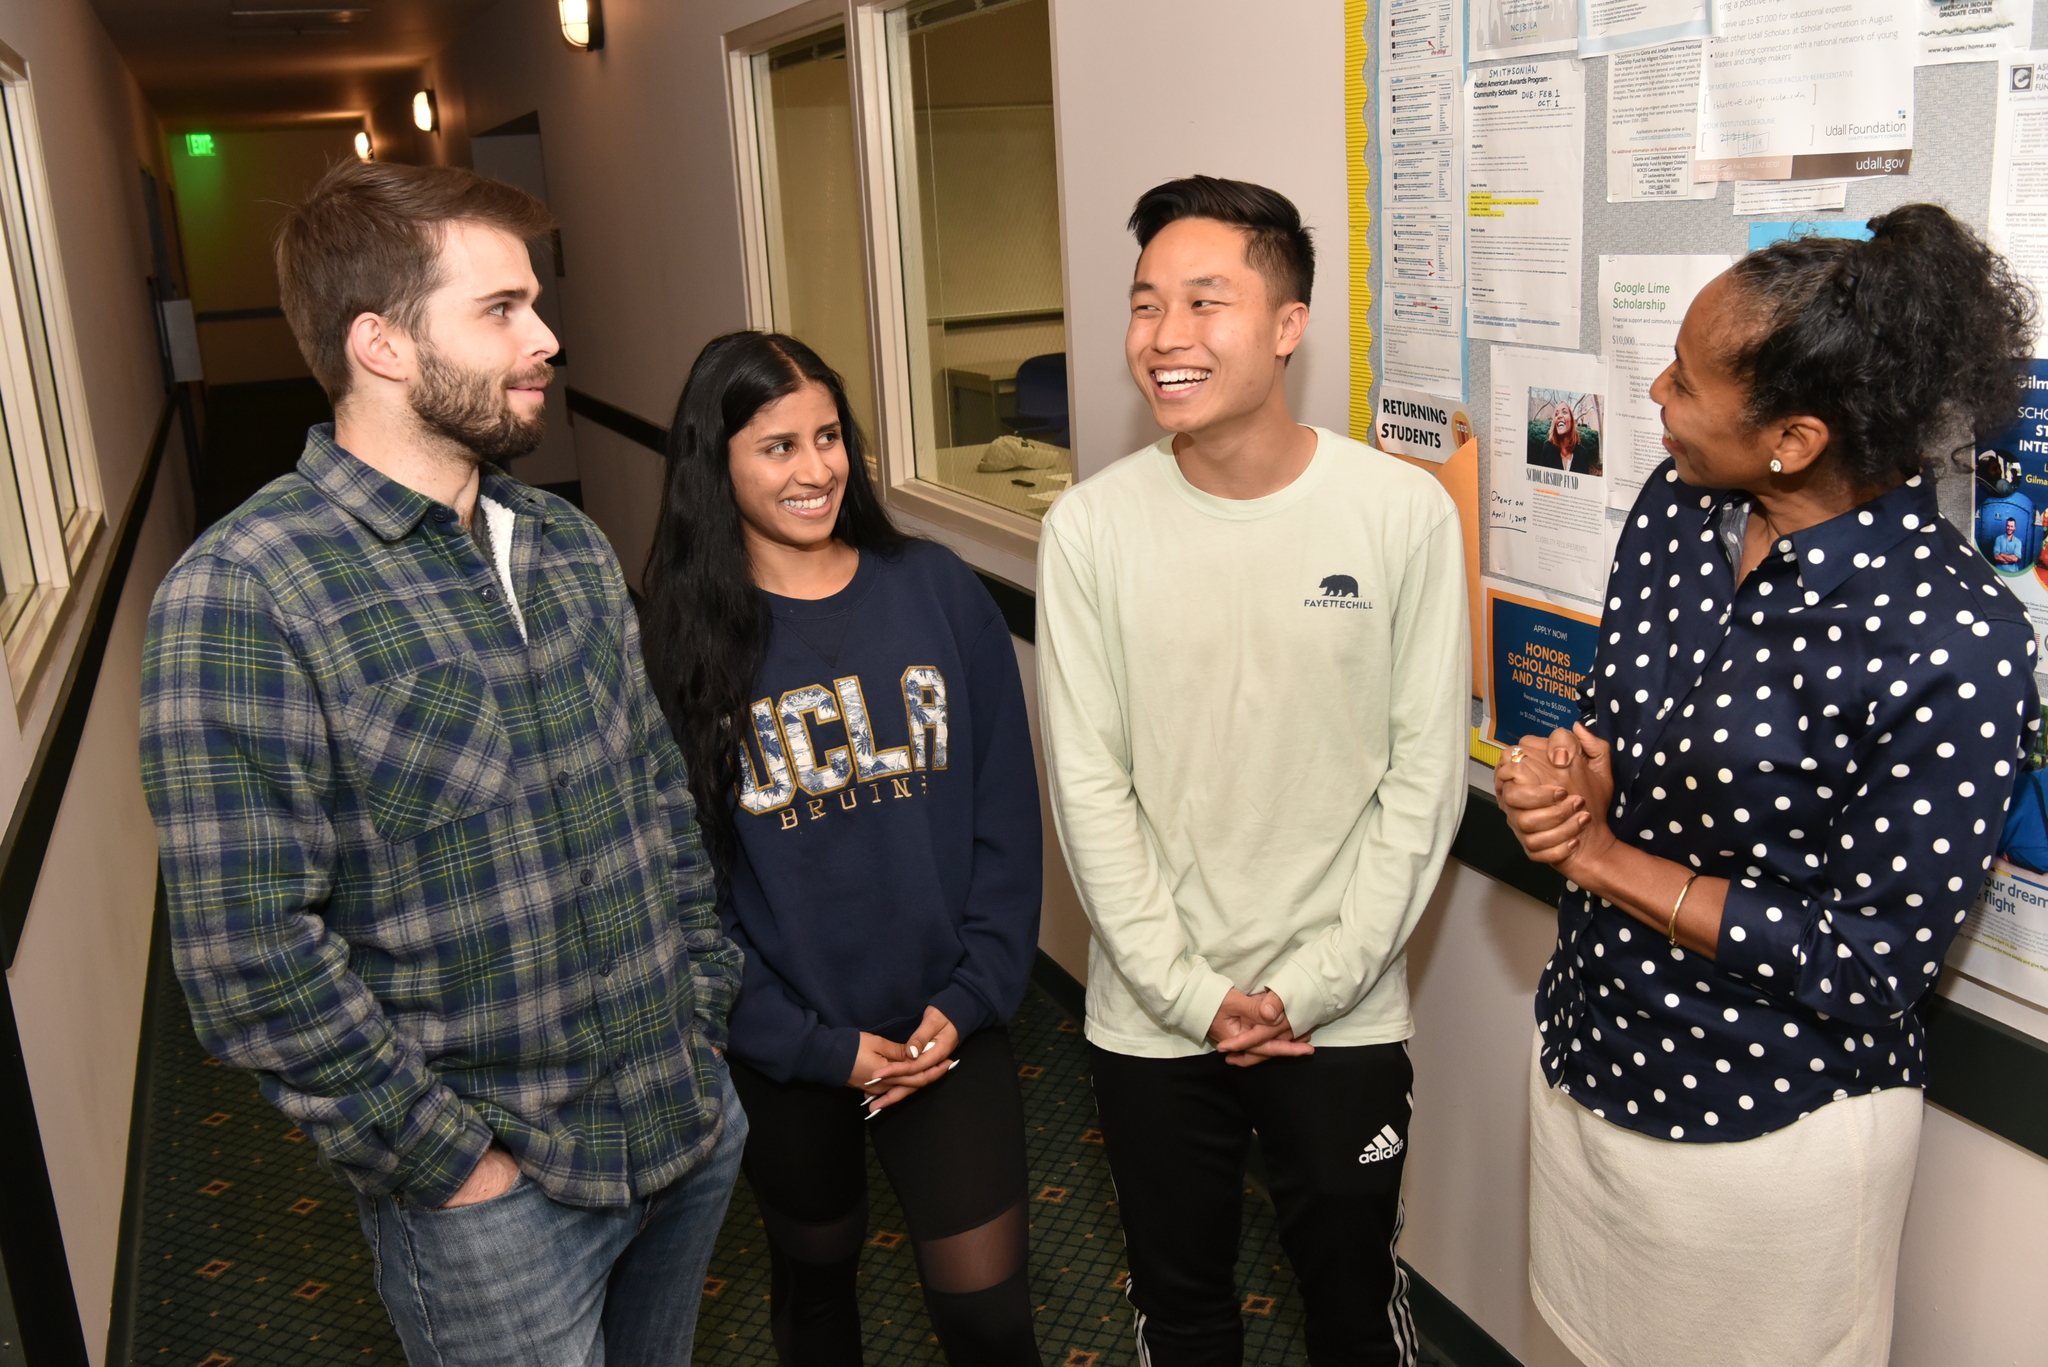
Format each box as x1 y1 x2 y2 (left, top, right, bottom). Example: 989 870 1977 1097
139 160 745 1366
1037 177 1469 1366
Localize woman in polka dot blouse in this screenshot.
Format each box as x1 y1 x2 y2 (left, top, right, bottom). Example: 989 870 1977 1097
1495 204 2040 1367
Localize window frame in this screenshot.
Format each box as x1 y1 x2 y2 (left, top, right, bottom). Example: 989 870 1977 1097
0 41 103 688
726 0 1070 565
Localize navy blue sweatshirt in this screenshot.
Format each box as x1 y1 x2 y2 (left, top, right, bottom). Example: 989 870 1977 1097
721 540 1042 1086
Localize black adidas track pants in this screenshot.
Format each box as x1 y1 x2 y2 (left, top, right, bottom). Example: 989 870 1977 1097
1089 1040 1416 1367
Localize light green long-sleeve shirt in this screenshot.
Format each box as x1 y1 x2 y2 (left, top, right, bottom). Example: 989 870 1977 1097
1037 428 1469 1057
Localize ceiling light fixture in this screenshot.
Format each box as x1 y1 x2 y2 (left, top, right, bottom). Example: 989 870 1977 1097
354 130 372 161
559 0 605 51
412 89 438 132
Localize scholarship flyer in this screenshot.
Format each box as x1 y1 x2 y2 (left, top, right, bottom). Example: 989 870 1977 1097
1483 583 1600 747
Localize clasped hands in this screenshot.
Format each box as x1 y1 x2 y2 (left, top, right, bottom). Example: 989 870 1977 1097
1208 987 1312 1067
1493 722 1618 875
849 1005 960 1117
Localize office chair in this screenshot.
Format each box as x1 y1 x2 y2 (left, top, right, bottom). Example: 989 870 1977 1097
1011 352 1068 449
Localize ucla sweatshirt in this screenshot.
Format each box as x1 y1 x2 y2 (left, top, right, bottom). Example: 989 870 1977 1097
721 540 1042 1087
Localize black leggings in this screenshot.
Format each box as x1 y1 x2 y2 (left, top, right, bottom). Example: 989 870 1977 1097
727 1027 1039 1367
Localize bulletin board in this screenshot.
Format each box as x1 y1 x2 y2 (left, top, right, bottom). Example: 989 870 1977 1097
1347 0 2043 740
1341 0 2048 1025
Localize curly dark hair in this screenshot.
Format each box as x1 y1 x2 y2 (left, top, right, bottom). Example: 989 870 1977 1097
1724 203 2037 487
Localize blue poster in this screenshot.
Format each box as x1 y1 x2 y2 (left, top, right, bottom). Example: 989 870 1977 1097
1487 592 1600 745
1974 359 2048 583
1746 219 1874 252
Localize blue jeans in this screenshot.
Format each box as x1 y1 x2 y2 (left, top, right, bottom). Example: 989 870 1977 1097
354 1072 748 1367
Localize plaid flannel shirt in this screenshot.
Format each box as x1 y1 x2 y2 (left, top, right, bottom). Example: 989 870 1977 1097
140 426 740 1209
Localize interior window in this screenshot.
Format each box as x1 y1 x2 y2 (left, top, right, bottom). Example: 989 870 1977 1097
883 0 1068 521
752 26 880 470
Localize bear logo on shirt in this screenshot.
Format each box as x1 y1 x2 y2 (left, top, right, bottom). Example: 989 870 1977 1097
1306 574 1371 610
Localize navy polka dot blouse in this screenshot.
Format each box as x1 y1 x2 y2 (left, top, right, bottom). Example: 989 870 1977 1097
1536 460 2040 1143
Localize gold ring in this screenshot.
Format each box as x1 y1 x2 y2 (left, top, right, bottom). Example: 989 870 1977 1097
1508 747 1525 763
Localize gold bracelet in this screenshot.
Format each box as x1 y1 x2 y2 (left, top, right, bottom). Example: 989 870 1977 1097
1666 873 1700 946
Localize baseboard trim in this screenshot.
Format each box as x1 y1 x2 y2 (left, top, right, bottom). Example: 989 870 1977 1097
103 880 170 1367
1404 1263 1526 1367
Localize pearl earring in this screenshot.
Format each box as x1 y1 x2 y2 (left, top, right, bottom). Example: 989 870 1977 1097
1769 459 1783 473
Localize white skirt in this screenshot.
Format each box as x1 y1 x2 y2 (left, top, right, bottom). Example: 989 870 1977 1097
1526 1032 1922 1367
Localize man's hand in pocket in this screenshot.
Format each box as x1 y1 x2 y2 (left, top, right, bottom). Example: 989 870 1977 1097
440 1147 521 1208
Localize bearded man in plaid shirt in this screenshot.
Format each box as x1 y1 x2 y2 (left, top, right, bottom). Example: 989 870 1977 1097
139 159 745 1366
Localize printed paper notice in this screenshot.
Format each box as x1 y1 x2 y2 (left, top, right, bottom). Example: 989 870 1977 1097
1918 0 2032 66
1967 359 2048 690
1577 0 1710 57
1599 255 1735 505
1386 0 1457 62
1695 0 1915 183
1607 40 1717 201
1488 346 1612 607
1471 0 1578 60
1988 51 2048 314
1732 180 1850 215
1381 0 1468 398
1950 858 2048 1010
1372 383 1473 463
1468 61 1587 346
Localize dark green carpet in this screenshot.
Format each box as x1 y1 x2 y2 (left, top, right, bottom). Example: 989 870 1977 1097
124 954 1452 1366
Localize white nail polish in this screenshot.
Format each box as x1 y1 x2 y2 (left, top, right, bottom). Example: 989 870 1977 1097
947 1060 959 1071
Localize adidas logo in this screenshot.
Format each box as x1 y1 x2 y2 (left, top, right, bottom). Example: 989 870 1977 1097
1358 1124 1405 1164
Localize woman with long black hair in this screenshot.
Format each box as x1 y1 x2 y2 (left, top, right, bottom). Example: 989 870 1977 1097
640 331 1043 1366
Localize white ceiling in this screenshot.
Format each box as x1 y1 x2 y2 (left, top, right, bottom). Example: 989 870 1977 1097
89 1 503 130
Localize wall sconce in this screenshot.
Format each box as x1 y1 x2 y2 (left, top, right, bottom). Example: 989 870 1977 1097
412 89 438 133
559 0 604 50
354 130 373 161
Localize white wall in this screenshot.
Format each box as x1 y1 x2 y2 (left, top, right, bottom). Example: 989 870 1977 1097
1406 781 2048 1367
1049 0 1351 482
0 2 187 1361
11 442 191 1365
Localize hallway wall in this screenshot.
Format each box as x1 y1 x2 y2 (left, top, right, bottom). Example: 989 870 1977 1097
0 2 191 1361
168 126 357 385
11 436 192 1367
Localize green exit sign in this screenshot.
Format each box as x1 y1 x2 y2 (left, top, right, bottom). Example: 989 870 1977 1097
184 132 217 157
